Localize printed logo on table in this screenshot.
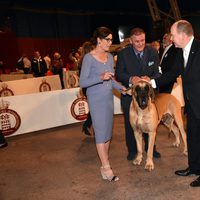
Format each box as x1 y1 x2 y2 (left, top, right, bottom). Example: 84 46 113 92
0 99 21 136
70 90 89 121
39 78 51 92
0 83 14 97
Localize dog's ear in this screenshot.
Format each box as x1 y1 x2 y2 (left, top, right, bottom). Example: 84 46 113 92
149 85 155 103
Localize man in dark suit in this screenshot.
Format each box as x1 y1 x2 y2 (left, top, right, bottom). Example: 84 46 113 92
0 131 7 149
150 20 200 187
159 33 179 93
31 51 47 77
115 27 161 161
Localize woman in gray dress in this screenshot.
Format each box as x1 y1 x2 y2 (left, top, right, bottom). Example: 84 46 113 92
79 27 126 182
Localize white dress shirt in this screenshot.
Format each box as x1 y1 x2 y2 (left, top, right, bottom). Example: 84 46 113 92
183 36 194 67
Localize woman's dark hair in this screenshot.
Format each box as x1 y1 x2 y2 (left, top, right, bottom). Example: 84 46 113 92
91 26 112 46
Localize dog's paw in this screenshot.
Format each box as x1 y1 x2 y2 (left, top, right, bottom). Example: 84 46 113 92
182 149 188 156
145 160 154 171
172 141 180 148
133 156 142 165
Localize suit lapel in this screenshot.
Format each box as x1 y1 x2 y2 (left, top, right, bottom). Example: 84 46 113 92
139 47 148 69
185 39 197 70
129 46 137 64
128 46 142 73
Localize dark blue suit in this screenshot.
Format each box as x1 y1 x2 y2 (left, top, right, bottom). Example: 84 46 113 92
159 44 179 93
156 38 200 171
115 44 161 154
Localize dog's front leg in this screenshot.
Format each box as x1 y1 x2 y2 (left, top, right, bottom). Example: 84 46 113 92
145 132 156 171
133 130 143 166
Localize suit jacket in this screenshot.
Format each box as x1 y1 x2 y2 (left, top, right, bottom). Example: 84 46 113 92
31 58 47 77
115 44 161 108
156 38 200 119
159 44 179 93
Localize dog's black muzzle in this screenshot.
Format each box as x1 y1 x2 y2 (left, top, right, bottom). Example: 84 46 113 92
135 85 150 110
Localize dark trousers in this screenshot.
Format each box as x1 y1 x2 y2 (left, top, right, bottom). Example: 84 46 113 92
23 68 30 74
83 112 92 129
52 68 64 89
122 103 155 154
123 106 137 153
0 131 6 144
82 88 92 129
186 102 200 171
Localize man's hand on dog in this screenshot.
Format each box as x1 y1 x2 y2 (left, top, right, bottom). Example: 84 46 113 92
141 76 151 83
131 76 141 85
131 76 151 85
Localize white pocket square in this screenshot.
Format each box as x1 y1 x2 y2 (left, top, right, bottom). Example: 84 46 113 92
148 61 154 66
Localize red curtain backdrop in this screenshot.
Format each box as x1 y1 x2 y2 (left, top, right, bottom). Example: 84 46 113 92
0 32 86 72
0 32 19 72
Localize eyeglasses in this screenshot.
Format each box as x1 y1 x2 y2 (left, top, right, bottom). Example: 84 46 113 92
103 38 113 43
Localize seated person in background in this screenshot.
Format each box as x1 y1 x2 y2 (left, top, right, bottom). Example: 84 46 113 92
52 52 64 89
17 54 31 74
43 54 51 70
31 51 47 77
66 49 81 71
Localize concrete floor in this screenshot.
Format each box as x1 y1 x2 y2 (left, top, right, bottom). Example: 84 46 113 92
1 114 200 200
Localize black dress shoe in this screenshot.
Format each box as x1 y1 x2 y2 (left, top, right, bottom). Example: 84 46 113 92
127 152 136 161
0 142 8 149
175 167 200 176
153 149 161 158
82 126 91 136
145 146 161 158
190 176 200 187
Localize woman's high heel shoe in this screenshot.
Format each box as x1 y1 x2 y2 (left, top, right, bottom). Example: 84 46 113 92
82 126 91 136
100 165 119 182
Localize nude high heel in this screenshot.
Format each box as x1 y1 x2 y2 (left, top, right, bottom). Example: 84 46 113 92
100 165 119 182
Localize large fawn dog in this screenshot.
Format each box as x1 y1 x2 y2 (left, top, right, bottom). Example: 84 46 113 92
128 80 187 171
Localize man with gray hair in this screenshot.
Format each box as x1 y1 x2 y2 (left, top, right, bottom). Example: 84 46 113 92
150 20 200 187
116 27 161 161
